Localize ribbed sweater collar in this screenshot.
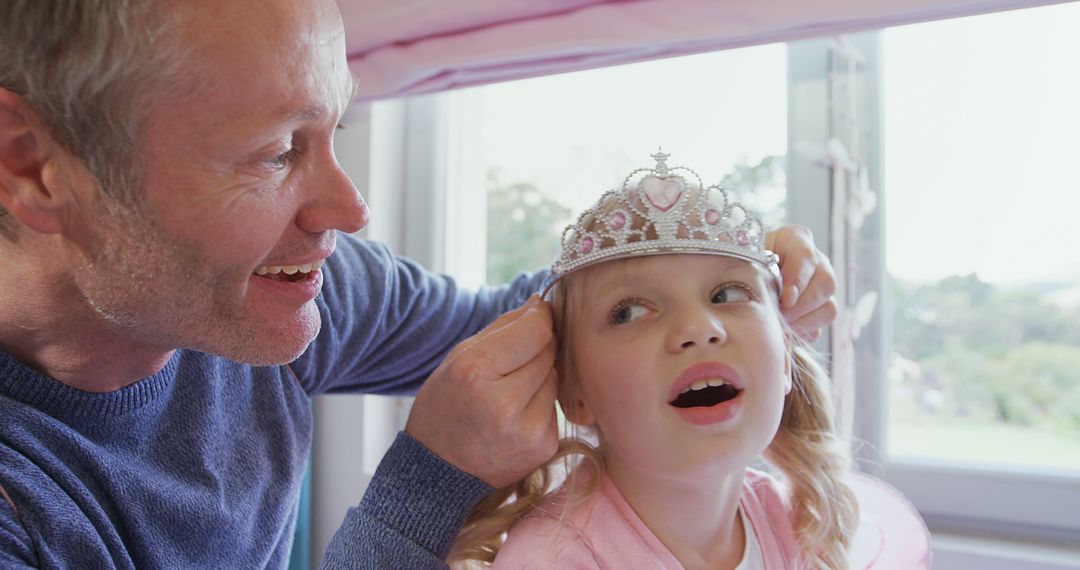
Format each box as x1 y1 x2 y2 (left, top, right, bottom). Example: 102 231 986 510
0 350 178 421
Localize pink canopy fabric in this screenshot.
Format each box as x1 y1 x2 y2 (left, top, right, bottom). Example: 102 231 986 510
340 0 1068 102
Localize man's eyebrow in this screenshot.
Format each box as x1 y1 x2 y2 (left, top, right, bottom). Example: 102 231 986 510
285 76 361 123
287 105 324 122
347 76 360 107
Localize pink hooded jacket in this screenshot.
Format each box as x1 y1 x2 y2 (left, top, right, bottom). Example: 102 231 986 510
493 468 931 569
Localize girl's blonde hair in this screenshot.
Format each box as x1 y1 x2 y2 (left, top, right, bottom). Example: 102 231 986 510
452 262 858 570
770 342 859 569
450 271 601 566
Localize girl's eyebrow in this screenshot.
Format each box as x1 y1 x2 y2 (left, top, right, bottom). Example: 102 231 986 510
594 273 643 290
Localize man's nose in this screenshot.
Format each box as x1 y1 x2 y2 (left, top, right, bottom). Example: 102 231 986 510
296 157 369 235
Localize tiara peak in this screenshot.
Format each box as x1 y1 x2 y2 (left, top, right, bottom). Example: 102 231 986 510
547 150 780 287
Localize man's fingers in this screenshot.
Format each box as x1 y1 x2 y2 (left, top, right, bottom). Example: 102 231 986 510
767 224 837 312
457 298 554 377
523 368 560 464
456 294 541 350
787 296 838 341
494 332 555 391
780 250 819 310
522 365 558 418
783 267 835 322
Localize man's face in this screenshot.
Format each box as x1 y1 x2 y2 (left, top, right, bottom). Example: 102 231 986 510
69 0 367 365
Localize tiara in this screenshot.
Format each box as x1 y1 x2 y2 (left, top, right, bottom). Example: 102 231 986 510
544 150 780 291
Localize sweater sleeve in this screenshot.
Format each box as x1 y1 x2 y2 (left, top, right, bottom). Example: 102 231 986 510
293 234 548 396
303 236 547 568
319 432 492 569
0 493 36 569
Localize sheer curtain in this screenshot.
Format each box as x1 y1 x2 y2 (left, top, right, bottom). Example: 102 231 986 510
340 0 1067 101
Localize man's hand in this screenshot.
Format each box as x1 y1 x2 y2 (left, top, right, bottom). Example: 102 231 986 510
405 295 559 488
766 225 838 341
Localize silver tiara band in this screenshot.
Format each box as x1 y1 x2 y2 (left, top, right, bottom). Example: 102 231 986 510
543 150 780 292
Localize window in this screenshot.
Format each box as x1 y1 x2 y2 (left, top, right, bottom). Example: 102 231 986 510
883 3 1080 476
438 44 790 283
876 3 1080 547
382 2 1080 561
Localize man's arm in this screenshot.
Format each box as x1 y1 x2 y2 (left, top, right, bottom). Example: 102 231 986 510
320 434 492 570
318 299 557 570
0 485 36 569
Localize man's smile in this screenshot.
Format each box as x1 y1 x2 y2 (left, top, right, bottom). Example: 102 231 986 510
254 258 327 283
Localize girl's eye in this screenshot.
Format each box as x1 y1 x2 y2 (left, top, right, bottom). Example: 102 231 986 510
610 301 649 325
711 285 753 304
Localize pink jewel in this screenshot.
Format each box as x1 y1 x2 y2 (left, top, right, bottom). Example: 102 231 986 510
736 230 749 245
580 237 594 254
641 175 684 212
609 212 626 230
705 209 720 225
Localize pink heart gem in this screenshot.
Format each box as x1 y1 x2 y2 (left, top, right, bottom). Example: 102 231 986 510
580 236 594 254
705 209 720 225
640 176 684 212
736 230 749 245
609 212 626 230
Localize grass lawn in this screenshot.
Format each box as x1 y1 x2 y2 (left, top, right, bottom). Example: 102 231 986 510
888 418 1080 473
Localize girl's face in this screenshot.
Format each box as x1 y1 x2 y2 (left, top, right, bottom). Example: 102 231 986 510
561 254 790 481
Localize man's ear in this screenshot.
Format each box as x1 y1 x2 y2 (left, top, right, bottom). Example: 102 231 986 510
0 88 82 235
556 360 596 428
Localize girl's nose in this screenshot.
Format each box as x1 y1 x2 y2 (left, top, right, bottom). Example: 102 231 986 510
669 310 728 352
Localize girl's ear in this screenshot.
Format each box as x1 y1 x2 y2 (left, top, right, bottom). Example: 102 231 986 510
556 360 596 428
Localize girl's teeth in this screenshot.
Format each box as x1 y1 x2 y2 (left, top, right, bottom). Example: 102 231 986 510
282 265 299 275
680 378 731 394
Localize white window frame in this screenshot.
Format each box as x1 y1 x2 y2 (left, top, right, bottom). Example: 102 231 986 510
314 21 1080 567
788 32 1080 556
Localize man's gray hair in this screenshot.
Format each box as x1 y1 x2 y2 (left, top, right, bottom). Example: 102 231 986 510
0 0 185 229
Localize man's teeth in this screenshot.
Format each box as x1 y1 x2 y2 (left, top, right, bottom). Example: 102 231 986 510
254 258 326 276
680 379 731 394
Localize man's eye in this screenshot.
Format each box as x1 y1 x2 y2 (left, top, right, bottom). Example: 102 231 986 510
610 301 649 325
267 147 300 169
711 285 753 304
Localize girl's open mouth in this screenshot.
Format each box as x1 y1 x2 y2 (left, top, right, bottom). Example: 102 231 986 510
669 381 742 408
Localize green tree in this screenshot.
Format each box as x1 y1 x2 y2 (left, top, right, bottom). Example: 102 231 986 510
720 155 786 227
891 272 1080 435
485 171 572 285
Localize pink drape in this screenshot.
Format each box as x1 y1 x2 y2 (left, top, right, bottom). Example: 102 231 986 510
340 0 1068 101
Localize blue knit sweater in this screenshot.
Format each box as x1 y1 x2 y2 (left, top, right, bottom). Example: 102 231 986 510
0 235 544 569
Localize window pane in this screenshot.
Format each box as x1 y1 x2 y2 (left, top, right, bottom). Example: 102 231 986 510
446 45 788 285
884 4 1080 474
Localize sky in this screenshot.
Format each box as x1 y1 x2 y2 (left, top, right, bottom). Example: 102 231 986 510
452 1 1080 289
882 2 1080 286
457 44 787 222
